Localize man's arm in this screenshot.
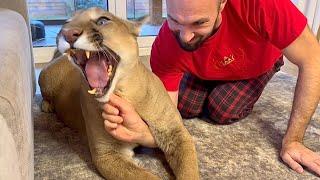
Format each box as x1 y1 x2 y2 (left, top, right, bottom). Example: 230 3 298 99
281 25 320 175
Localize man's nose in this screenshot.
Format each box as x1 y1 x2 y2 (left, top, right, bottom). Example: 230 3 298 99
179 28 195 43
61 28 83 46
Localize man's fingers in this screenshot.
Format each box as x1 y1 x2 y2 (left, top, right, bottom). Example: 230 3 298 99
309 162 320 176
282 153 304 173
297 150 320 176
103 121 135 143
101 103 119 115
108 93 132 113
104 120 118 129
303 157 320 176
313 159 320 176
304 160 320 176
102 103 119 115
282 142 320 176
102 113 123 124
104 124 117 137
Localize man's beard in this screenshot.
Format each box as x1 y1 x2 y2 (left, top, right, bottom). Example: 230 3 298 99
173 32 206 52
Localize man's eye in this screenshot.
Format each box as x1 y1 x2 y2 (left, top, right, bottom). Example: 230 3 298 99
194 21 205 26
96 17 110 26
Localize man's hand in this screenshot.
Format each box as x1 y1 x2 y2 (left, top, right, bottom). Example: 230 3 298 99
101 93 157 148
281 141 320 176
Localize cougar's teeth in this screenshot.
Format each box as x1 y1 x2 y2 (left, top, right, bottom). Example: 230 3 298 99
107 65 113 76
107 65 113 73
88 88 97 95
85 51 90 59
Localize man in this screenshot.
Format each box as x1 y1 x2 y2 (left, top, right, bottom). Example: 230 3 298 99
102 0 320 176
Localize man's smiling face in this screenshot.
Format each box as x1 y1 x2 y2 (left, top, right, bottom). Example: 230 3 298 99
166 0 227 51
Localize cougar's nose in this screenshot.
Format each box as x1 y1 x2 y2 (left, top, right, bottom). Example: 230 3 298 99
62 28 83 46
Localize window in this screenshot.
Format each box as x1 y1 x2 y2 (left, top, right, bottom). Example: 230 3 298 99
28 0 109 47
109 0 166 56
126 0 166 36
30 0 166 63
28 0 166 46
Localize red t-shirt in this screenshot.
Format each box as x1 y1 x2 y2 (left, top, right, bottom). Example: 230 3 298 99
150 0 307 91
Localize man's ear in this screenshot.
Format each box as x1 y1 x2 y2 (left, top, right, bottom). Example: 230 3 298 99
130 16 150 37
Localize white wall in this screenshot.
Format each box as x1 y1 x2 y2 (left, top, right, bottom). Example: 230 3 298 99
282 0 320 76
295 0 320 34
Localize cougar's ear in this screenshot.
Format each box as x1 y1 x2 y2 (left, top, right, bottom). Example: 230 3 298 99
127 15 150 37
66 9 85 22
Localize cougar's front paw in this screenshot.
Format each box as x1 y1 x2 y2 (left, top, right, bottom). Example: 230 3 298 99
41 100 54 113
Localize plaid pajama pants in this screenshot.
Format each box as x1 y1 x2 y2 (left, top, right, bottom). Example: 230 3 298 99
178 58 284 124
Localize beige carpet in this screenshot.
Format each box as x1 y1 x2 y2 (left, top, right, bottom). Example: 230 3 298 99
34 67 320 179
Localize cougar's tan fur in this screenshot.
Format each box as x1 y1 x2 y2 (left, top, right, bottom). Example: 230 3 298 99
39 7 199 180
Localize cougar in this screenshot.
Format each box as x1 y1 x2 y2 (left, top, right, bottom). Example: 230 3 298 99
39 7 199 180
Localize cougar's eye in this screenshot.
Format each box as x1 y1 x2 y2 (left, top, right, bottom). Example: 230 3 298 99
96 17 110 26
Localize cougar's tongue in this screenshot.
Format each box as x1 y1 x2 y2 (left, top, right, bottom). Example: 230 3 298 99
85 58 109 92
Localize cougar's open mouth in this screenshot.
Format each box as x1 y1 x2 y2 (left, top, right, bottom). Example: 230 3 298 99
65 47 120 97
